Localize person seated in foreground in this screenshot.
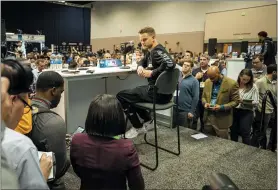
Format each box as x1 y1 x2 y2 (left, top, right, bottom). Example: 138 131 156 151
70 94 145 190
116 26 176 139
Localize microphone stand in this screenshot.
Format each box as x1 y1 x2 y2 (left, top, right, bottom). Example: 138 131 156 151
120 43 130 69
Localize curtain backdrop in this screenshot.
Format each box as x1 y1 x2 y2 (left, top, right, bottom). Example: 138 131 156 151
1 1 91 47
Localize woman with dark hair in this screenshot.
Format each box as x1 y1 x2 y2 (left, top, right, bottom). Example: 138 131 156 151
230 69 259 145
70 94 145 190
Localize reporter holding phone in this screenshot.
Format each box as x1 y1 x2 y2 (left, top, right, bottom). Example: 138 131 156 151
202 66 240 139
230 69 259 145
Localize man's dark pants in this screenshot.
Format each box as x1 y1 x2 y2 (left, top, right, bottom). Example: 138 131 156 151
116 85 172 129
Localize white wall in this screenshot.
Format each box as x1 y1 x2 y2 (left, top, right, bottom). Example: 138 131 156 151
91 1 207 38
91 1 276 39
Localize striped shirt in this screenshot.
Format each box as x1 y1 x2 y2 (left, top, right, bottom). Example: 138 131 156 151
236 85 259 110
251 64 267 81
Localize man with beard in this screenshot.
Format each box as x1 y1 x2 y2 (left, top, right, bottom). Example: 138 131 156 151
252 64 277 149
117 27 176 138
30 71 70 190
258 31 276 66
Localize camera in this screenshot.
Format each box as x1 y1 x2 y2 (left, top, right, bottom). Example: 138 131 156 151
120 41 134 54
97 49 105 58
202 173 239 190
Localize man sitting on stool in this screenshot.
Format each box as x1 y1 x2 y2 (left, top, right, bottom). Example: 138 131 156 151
117 26 176 139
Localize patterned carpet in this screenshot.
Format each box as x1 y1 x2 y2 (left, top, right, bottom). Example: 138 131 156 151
64 127 277 189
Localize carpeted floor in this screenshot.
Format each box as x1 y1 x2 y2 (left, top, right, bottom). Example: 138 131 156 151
64 127 277 189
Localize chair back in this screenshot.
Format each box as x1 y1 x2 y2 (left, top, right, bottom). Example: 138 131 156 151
155 68 180 94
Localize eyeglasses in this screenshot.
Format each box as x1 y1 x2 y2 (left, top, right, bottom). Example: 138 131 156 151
17 96 33 114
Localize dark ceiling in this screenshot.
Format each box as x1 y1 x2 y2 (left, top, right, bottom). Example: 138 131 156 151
67 1 93 5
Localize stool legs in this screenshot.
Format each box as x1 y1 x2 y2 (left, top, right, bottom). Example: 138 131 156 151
140 105 181 171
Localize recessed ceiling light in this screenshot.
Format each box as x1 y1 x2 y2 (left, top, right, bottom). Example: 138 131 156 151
60 1 65 3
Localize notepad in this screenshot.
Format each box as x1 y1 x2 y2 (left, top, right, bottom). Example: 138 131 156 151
38 151 55 181
191 133 208 140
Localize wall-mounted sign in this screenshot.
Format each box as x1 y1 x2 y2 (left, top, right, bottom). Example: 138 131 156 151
6 34 45 42
233 33 251 36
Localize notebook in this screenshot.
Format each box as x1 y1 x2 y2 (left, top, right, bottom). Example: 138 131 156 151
38 151 56 181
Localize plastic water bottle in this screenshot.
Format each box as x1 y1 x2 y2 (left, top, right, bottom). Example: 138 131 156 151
131 53 137 68
50 54 56 70
56 54 63 70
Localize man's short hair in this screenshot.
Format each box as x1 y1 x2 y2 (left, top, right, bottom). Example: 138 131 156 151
2 59 33 95
267 64 277 74
182 59 194 68
36 71 64 92
138 27 156 36
35 59 45 65
185 50 193 57
85 94 126 137
212 60 219 66
258 31 268 38
219 60 226 66
200 54 210 60
253 54 264 62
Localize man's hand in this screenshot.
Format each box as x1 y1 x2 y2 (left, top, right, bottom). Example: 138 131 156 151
40 153 53 181
204 103 210 109
195 72 203 80
213 104 221 111
29 93 36 99
188 113 194 119
137 66 144 76
142 69 153 78
136 56 141 62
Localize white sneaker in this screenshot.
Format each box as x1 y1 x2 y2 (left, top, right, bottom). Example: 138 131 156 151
144 121 158 131
125 127 147 139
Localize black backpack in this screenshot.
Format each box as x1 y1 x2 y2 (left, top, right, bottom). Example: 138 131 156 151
26 105 59 151
28 105 70 180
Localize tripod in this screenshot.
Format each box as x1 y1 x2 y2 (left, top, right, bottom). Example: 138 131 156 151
120 52 130 69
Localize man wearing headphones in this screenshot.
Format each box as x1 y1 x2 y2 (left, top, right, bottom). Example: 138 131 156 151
1 59 52 189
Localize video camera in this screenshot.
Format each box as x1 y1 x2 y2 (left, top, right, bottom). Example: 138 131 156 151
120 41 134 54
244 43 258 69
119 41 135 69
97 49 105 58
202 173 239 190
